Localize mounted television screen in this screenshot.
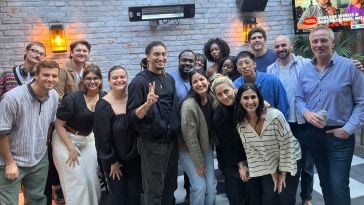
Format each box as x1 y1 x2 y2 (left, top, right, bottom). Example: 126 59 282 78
293 0 364 34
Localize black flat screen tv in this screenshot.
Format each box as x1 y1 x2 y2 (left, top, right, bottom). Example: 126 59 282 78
293 0 364 34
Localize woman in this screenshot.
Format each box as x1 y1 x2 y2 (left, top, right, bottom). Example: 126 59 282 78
179 69 218 205
203 38 230 80
94 66 141 205
216 56 240 81
53 64 104 205
211 76 247 205
235 83 301 205
195 53 207 72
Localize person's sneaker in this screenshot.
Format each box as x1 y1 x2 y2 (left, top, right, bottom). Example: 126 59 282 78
53 187 65 204
302 200 312 205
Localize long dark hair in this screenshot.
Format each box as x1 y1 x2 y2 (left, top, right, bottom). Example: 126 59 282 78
184 68 210 106
235 83 265 124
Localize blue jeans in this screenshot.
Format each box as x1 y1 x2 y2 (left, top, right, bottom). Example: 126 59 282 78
306 125 354 205
289 123 314 201
179 145 217 205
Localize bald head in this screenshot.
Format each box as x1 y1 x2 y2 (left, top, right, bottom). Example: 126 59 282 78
273 35 293 60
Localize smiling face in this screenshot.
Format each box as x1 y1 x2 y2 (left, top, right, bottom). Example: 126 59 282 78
273 36 292 60
147 45 167 73
70 43 90 64
214 82 236 106
35 67 59 91
109 68 128 91
83 72 101 93
178 51 195 78
191 72 210 97
249 32 266 52
240 89 259 113
309 28 334 59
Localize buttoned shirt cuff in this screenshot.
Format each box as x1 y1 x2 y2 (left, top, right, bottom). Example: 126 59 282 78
342 123 356 135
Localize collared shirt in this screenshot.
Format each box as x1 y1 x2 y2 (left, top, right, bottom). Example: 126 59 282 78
267 54 310 124
0 84 59 167
233 71 290 117
170 70 190 106
295 53 364 134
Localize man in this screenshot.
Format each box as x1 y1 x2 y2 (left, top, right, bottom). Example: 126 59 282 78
170 49 195 104
170 49 196 205
297 0 337 30
247 27 277 72
54 39 91 99
267 35 314 205
295 26 364 205
127 41 180 205
0 60 60 205
0 41 46 97
233 51 289 117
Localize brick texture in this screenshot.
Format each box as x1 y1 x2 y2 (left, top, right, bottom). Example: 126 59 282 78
0 0 295 79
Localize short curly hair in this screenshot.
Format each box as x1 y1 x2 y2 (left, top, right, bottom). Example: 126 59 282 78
203 38 230 63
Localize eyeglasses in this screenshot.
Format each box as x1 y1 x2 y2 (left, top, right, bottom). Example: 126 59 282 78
29 49 46 57
84 77 100 82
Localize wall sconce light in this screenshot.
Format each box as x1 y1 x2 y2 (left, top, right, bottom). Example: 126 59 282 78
242 17 257 43
49 22 67 53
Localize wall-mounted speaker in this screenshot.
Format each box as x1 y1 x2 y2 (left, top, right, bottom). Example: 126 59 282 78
236 0 268 12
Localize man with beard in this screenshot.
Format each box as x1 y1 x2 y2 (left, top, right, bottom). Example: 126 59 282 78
267 35 314 205
297 0 337 30
0 60 60 205
170 50 196 204
0 41 46 97
171 50 196 105
127 41 180 205
247 27 277 73
295 26 364 205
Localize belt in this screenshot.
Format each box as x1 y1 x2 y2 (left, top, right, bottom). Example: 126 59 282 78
65 125 90 137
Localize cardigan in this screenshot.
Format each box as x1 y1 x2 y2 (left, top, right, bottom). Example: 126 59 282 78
237 108 301 178
180 96 211 168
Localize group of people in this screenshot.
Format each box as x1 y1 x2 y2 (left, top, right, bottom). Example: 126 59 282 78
0 25 363 205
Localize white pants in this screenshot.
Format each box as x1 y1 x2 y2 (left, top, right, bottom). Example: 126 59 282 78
52 130 100 205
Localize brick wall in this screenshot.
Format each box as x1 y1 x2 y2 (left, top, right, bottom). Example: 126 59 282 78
0 0 295 79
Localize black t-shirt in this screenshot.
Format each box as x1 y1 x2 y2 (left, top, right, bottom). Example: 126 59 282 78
57 90 105 133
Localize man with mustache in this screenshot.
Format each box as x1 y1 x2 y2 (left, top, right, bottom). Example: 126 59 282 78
0 41 46 97
267 35 314 205
0 60 60 205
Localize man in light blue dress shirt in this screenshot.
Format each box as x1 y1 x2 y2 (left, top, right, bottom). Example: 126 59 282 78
295 26 364 205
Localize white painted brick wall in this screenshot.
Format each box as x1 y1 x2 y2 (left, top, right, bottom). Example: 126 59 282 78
0 0 294 79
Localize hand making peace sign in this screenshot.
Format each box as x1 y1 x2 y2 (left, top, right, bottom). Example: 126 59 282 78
146 81 159 107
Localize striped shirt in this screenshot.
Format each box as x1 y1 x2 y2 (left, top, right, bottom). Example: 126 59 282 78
0 84 59 167
237 108 301 178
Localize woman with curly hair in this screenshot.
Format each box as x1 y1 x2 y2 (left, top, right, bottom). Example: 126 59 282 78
216 56 240 81
203 38 230 80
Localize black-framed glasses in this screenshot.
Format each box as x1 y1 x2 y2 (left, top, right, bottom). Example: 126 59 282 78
29 49 46 57
84 77 100 82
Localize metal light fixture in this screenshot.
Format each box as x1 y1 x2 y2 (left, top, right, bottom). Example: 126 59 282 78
242 17 257 43
49 22 67 53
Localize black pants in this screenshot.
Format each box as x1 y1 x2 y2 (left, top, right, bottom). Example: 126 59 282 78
102 157 142 205
224 168 246 205
247 160 301 205
137 137 178 205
